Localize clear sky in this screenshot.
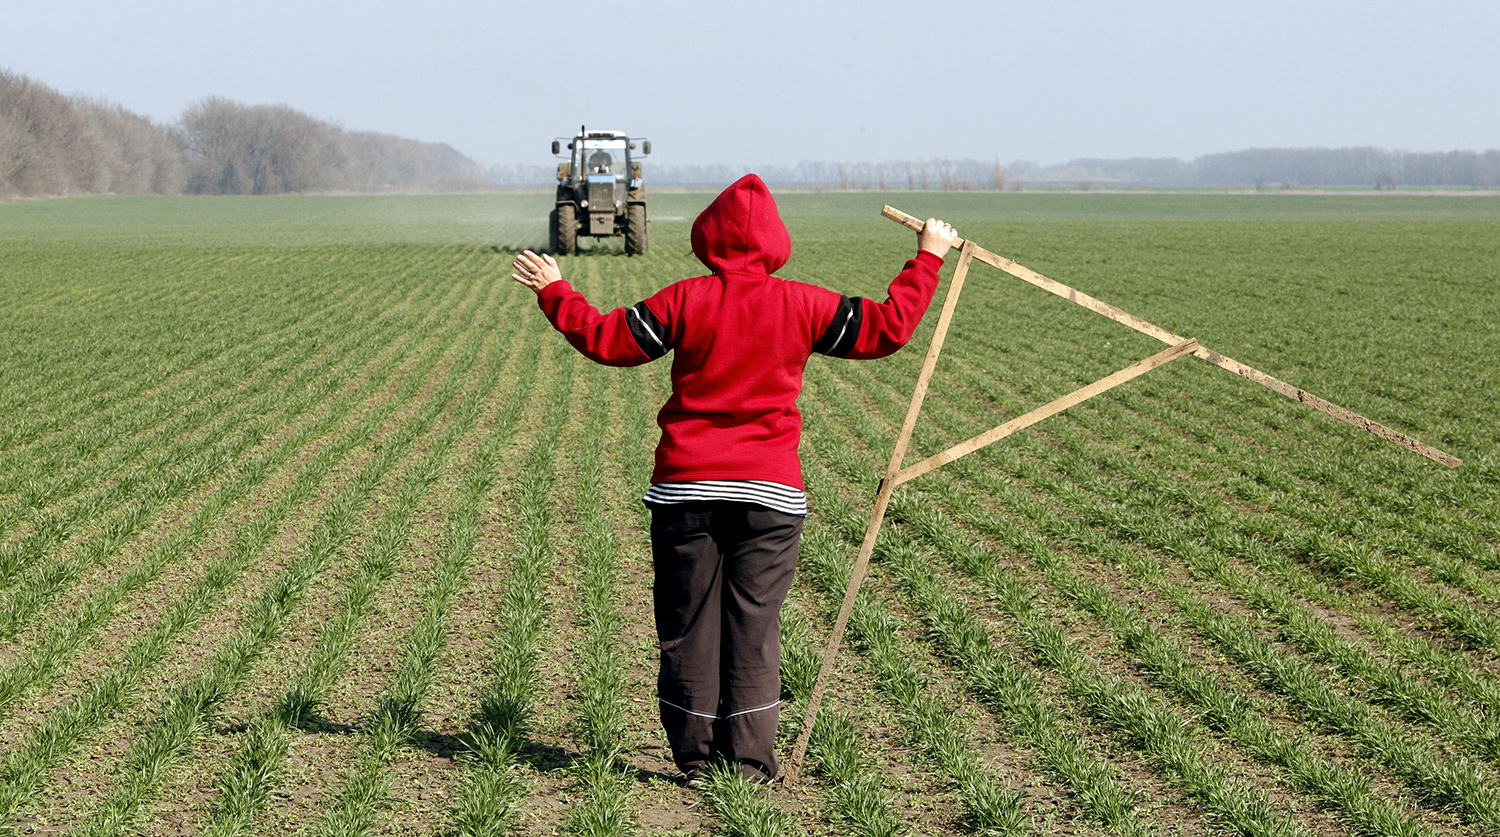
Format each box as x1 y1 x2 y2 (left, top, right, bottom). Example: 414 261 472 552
4 0 1496 169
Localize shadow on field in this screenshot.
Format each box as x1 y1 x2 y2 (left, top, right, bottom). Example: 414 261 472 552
489 244 637 259
489 244 550 258
413 732 677 783
413 730 679 784
626 764 680 784
215 714 677 784
408 731 677 784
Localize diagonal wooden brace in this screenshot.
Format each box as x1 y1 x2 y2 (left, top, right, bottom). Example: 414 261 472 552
891 338 1199 488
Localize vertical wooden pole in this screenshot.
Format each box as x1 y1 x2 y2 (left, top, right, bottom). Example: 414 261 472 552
783 241 976 783
883 240 978 487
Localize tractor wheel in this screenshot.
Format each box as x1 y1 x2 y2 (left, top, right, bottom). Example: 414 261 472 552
625 203 649 255
554 203 577 255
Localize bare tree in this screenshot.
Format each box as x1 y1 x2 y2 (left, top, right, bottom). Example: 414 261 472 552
2 73 486 200
0 70 81 195
937 158 954 191
0 69 186 198
180 97 347 194
74 97 185 194
0 110 25 197
990 156 1006 191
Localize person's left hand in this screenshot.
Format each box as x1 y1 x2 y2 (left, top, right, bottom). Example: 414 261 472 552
918 218 960 260
511 250 562 293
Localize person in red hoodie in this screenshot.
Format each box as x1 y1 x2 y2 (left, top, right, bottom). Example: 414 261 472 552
511 173 958 785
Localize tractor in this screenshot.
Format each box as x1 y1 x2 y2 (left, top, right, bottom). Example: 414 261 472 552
549 126 651 255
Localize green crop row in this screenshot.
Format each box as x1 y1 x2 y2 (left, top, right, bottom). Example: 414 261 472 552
0 273 450 644
924 328 1500 702
0 262 492 834
946 281 1494 592
804 364 1167 835
0 245 418 514
0 274 486 831
1056 374 1500 703
891 471 1439 837
1054 364 1500 652
0 253 451 545
0 264 471 702
781 605 907 837
0 282 338 517
198 289 519 837
561 363 639 837
1047 417 1500 769
0 247 333 456
301 328 537 836
52 280 499 836
0 296 419 726
1024 383 1500 742
799 520 1033 835
452 339 574 836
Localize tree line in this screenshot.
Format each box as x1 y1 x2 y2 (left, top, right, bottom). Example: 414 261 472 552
494 150 1500 191
1 69 488 200
1062 147 1500 189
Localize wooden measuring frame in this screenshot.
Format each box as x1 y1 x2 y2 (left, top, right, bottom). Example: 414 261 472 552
782 205 1462 784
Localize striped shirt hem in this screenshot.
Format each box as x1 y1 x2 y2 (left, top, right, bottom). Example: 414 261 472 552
643 480 807 516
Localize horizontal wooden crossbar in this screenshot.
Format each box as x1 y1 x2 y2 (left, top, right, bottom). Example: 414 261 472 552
882 206 1461 468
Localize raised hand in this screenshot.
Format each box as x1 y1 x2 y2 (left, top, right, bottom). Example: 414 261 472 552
510 249 562 293
918 218 960 259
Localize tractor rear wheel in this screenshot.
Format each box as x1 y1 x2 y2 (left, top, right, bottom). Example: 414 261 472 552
625 203 649 255
554 203 577 255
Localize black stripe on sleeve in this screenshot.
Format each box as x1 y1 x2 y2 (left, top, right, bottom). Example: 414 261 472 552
626 301 670 360
812 296 864 358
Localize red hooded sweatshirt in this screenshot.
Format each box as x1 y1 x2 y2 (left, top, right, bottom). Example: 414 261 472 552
536 174 944 489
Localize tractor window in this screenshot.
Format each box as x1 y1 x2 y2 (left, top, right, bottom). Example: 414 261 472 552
581 138 628 175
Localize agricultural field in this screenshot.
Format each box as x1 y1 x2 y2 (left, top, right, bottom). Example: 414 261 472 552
0 189 1497 836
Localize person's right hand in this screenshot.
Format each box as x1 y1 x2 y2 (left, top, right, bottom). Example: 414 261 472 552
511 250 562 294
918 218 960 259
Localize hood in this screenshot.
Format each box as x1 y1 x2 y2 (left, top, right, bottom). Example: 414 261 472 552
690 173 791 275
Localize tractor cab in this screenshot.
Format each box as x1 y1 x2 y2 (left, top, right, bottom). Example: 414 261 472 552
586 148 615 174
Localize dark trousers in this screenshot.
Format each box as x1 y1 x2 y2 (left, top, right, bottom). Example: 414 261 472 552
649 501 803 780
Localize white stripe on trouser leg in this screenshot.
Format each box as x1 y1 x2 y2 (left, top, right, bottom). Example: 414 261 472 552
658 698 718 720
660 697 781 720
723 699 781 719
